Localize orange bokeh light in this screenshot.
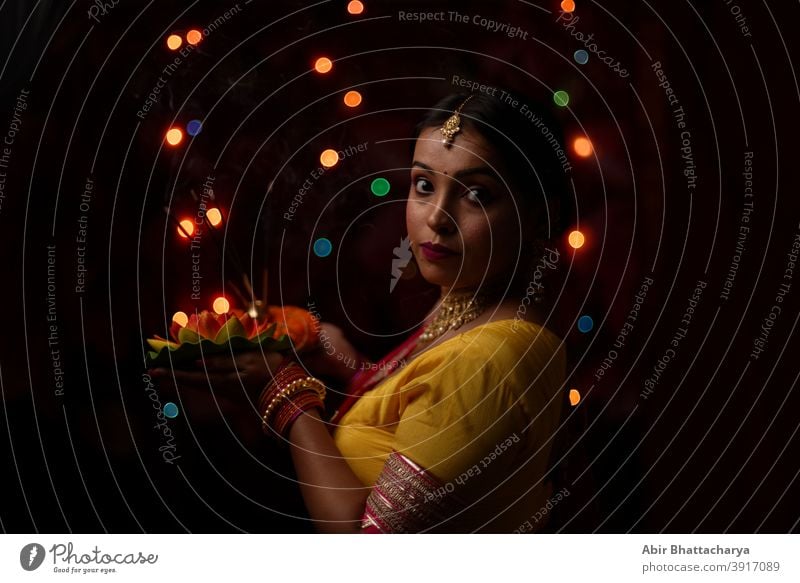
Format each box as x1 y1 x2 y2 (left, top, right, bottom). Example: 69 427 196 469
347 1 364 14
207 208 222 226
573 136 593 157
178 219 195 239
314 57 333 74
569 389 581 406
343 90 362 107
568 230 585 249
166 128 184 146
186 29 202 45
172 311 189 327
561 0 576 13
320 149 339 168
166 34 182 50
212 296 230 315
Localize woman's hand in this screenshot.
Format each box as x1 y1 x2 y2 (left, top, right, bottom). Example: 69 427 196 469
148 350 285 447
150 350 284 401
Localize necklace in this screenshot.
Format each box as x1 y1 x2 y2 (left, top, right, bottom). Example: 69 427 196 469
418 289 490 345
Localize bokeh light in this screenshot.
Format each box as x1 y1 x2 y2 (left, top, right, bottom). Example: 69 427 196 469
320 148 339 168
577 315 594 333
561 0 576 13
371 177 391 196
166 35 182 51
213 296 231 315
186 119 202 136
186 29 202 45
207 208 222 226
553 90 570 107
314 57 333 74
574 49 589 64
347 1 364 14
172 311 189 327
569 389 581 406
163 402 180 418
568 229 585 249
177 219 195 239
343 90 362 107
573 136 593 157
313 238 333 257
166 128 184 146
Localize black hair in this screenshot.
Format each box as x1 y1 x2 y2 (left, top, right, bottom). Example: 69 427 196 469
413 90 571 244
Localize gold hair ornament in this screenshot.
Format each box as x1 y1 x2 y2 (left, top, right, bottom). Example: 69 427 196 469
439 94 475 147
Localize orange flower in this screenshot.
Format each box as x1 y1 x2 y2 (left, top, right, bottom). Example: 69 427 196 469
264 306 320 352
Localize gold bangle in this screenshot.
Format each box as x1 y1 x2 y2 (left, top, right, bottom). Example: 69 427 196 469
261 376 326 429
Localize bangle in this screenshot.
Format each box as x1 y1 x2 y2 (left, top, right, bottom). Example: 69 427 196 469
272 390 324 436
262 383 325 438
258 360 307 411
259 362 326 439
261 379 324 426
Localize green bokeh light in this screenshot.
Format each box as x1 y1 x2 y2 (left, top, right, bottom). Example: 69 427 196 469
371 177 391 197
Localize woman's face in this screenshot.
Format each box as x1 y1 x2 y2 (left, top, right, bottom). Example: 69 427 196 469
406 125 526 292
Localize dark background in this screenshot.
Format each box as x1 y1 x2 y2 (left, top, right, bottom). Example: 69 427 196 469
0 0 798 532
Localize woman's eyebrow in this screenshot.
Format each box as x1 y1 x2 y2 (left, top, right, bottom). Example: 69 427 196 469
454 166 501 181
412 160 501 181
411 160 434 172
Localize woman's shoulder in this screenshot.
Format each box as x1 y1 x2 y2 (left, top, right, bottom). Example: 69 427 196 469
465 318 565 385
398 318 565 424
409 317 563 364
457 318 564 356
409 318 565 387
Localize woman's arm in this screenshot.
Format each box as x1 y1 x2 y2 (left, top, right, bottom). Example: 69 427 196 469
157 354 372 531
287 410 369 533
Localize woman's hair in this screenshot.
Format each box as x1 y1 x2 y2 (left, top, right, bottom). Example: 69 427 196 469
413 90 571 243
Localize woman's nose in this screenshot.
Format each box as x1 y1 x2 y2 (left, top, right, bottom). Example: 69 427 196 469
426 195 456 235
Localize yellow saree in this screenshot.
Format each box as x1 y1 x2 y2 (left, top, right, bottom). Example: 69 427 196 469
333 319 566 533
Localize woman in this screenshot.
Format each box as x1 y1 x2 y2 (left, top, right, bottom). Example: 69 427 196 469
154 90 570 533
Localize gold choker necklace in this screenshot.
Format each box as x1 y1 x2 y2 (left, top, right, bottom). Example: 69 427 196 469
418 290 489 345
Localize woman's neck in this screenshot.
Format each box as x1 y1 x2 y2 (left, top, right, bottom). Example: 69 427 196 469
429 283 546 326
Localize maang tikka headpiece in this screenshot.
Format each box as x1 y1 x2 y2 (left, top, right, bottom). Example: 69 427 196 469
439 94 474 147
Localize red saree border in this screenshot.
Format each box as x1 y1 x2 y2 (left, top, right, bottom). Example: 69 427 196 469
329 326 426 425
361 450 466 534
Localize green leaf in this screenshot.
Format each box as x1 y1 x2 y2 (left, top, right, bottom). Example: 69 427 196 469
145 333 294 367
177 326 201 344
214 316 246 343
147 338 180 352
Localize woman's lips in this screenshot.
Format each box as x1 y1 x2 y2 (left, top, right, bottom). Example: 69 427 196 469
420 242 459 261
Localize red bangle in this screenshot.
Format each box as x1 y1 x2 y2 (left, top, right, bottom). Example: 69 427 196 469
272 390 324 436
258 361 308 411
263 389 324 439
258 361 326 440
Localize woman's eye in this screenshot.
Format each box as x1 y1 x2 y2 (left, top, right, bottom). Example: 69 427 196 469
414 177 434 194
464 187 491 205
